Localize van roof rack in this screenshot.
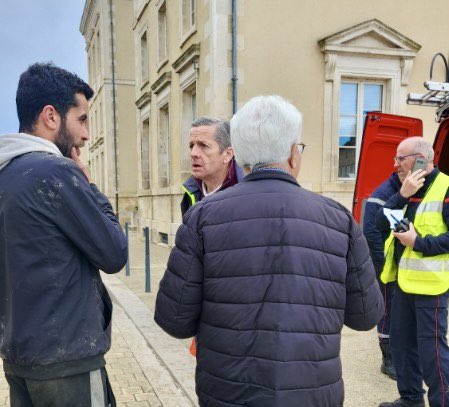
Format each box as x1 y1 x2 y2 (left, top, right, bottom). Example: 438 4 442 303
406 53 449 122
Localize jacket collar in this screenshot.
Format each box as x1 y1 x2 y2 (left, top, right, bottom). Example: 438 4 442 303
182 158 244 194
243 168 300 187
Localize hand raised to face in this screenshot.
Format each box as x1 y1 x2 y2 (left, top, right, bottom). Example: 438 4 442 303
400 169 427 199
70 146 91 181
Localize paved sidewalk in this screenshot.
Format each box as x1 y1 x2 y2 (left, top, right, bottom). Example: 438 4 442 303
112 231 418 407
0 298 193 407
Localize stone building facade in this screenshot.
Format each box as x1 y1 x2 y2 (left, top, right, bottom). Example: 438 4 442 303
81 0 449 246
80 0 138 223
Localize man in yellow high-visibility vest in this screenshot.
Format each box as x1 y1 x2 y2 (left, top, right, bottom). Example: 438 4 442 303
377 137 449 407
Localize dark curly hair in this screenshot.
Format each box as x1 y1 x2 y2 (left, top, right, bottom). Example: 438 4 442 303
16 62 94 133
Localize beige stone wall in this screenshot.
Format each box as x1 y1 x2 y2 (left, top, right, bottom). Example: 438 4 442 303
236 0 449 208
132 0 204 245
83 0 449 245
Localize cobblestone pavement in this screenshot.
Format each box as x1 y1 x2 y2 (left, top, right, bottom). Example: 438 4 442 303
0 367 7 406
0 299 193 407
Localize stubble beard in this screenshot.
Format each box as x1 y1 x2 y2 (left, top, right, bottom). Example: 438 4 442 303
54 119 74 158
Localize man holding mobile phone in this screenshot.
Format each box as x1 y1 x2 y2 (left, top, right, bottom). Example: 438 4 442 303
0 63 127 406
376 137 449 407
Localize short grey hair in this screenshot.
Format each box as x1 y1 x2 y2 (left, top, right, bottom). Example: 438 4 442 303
413 138 434 161
191 116 231 152
230 95 302 169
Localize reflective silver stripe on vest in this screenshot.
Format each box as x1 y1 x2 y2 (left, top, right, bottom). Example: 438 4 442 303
416 201 444 214
90 369 105 407
367 197 386 206
401 258 449 272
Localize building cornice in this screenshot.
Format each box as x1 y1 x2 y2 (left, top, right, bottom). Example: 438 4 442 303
318 19 421 55
133 0 151 29
172 43 200 73
151 72 172 94
88 136 104 152
80 0 98 36
135 92 152 109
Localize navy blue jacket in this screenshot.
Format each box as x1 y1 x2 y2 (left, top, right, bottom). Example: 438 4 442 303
0 152 127 379
363 173 401 274
376 168 449 265
155 169 383 407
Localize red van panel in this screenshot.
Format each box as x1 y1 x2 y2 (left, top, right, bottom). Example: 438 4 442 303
353 112 422 224
433 117 449 176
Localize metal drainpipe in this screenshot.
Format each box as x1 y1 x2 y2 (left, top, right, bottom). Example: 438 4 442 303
109 0 119 219
231 0 238 114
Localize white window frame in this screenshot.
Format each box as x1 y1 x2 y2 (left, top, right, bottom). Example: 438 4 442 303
180 0 196 44
139 27 149 85
319 19 420 191
140 116 151 190
157 0 168 66
180 83 197 174
156 83 171 190
179 60 198 176
157 102 170 188
338 79 386 180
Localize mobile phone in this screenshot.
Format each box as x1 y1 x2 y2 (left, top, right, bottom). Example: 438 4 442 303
412 157 427 173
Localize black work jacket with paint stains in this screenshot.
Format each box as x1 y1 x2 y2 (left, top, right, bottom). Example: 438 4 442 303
0 152 127 379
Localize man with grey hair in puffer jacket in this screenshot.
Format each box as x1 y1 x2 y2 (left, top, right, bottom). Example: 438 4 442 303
155 95 383 407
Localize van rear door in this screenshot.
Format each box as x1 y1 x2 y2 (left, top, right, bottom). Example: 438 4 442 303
353 112 422 224
433 117 449 175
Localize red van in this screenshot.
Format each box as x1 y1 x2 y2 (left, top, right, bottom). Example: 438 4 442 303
352 112 449 224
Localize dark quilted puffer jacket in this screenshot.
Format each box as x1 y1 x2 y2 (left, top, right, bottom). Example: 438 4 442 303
155 170 383 407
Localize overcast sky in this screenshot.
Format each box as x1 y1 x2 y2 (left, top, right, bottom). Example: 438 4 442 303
0 0 88 134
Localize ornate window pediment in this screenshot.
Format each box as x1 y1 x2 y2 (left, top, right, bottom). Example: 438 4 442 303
319 19 421 84
319 18 420 57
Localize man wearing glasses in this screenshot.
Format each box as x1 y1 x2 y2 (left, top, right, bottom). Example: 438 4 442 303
377 137 449 407
155 95 382 407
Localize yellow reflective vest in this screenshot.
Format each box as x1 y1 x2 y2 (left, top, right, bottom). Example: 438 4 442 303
380 172 449 295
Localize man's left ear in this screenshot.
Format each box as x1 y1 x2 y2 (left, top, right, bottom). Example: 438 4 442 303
223 147 234 164
288 144 298 170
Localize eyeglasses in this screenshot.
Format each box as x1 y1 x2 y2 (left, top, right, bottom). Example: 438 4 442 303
393 153 420 163
296 142 306 154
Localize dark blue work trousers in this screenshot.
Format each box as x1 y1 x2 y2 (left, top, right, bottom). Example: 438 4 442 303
378 281 395 342
390 284 449 407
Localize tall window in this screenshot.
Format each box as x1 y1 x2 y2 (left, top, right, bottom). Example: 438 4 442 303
141 118 151 190
94 108 98 137
140 31 149 82
181 85 197 173
92 43 97 76
182 0 196 36
88 54 92 80
98 101 103 134
90 109 96 141
100 151 104 191
338 81 384 179
158 105 170 187
158 2 167 63
96 30 101 72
